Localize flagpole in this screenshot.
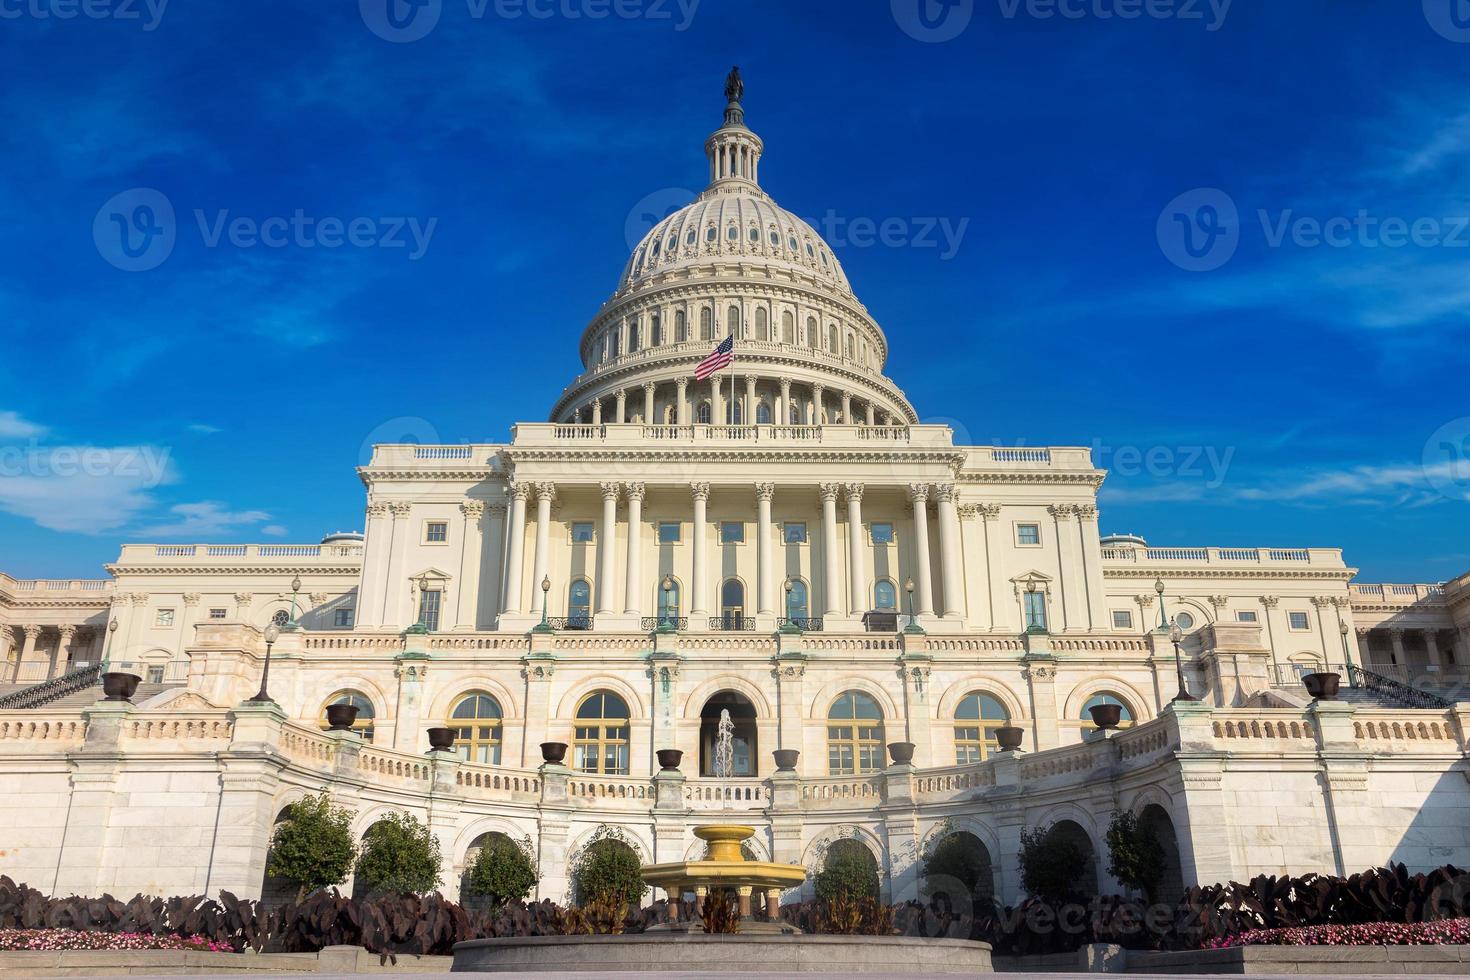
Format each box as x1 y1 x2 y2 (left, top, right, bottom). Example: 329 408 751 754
728 334 736 425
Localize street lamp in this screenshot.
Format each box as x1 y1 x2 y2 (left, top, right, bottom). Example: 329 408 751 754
1339 619 1355 672
658 575 676 632
1168 617 1197 702
1023 575 1047 635
404 574 432 636
283 575 303 631
781 577 801 634
532 575 553 633
248 623 281 704
903 577 924 634
1154 578 1168 632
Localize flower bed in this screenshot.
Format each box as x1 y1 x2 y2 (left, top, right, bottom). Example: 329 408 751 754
0 929 234 952
1208 918 1470 948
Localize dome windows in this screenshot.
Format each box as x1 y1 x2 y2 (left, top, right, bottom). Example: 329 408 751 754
726 224 738 241
788 235 798 251
806 242 815 258
706 226 717 243
769 229 780 246
687 228 698 246
748 226 759 243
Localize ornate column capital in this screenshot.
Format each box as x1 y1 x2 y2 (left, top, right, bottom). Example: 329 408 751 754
533 482 557 504
625 482 646 502
744 374 758 385
367 501 390 518
388 500 413 519
21 624 41 639
57 624 77 639
907 483 930 504
843 482 865 504
234 593 254 608
676 377 689 392
978 503 1002 521
182 593 201 607
487 502 508 516
779 377 791 393
818 482 841 503
934 483 958 504
461 499 485 522
755 482 776 502
129 593 148 606
1135 594 1155 609
1310 596 1333 608
957 504 979 521
600 481 622 501
309 592 330 607
643 381 656 393
1208 595 1229 610
1076 503 1098 521
1259 595 1280 609
690 481 710 501
1048 503 1077 520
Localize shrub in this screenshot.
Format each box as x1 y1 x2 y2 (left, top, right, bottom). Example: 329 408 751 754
1105 810 1165 902
464 835 538 908
1018 823 1087 902
571 827 644 910
814 839 880 903
0 929 234 952
354 812 442 897
266 793 357 904
1209 918 1470 948
922 832 993 901
700 888 741 934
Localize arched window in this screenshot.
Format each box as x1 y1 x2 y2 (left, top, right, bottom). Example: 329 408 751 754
628 320 640 352
725 399 743 424
1081 693 1136 737
705 225 717 243
727 305 742 338
748 225 760 243
874 579 898 611
756 400 772 424
828 691 884 775
321 690 375 741
806 316 819 347
755 307 769 340
720 578 745 630
675 309 687 342
449 692 502 763
954 692 1010 763
784 578 809 626
574 691 630 775
789 401 802 424
609 330 621 358
686 227 697 246
568 579 592 630
656 578 681 625
700 308 713 340
726 224 738 241
781 310 795 344
696 400 712 424
650 312 662 346
845 333 854 359
828 324 839 353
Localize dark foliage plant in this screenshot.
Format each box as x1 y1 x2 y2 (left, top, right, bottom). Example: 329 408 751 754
1018 823 1087 902
1105 810 1166 902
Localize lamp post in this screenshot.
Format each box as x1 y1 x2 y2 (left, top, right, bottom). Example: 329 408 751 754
1154 578 1168 632
1339 619 1355 672
404 574 431 636
903 577 924 634
532 575 553 633
100 617 119 676
658 575 677 632
1168 618 1198 702
283 575 303 631
780 577 801 634
1023 575 1047 635
247 623 281 704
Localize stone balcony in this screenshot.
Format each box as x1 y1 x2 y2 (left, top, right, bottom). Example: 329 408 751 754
1100 545 1347 568
0 574 112 601
1349 583 1447 605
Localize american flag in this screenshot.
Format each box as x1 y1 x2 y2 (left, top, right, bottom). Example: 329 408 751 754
694 335 734 380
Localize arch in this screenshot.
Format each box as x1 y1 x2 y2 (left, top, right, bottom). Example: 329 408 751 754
805 676 901 723
698 690 758 776
320 689 377 742
828 324 839 353
678 675 774 721
427 675 521 722
675 309 687 342
719 577 746 629
755 399 772 424
781 310 795 344
448 691 504 763
567 577 592 628
1137 804 1185 904
699 307 713 340
653 576 681 624
801 825 888 874
826 689 886 775
1041 818 1099 898
935 678 1027 724
572 689 633 775
552 675 646 722
1061 676 1153 723
458 829 527 909
806 316 819 347
873 578 898 611
696 400 712 424
951 690 1012 763
727 305 742 338
784 577 810 624
922 830 995 905
754 306 769 341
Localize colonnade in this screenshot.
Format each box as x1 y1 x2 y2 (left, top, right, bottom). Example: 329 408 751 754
577 375 897 429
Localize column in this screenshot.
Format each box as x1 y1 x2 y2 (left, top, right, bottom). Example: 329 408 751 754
756 483 776 615
597 483 620 615
483 503 508 628
643 382 656 424
744 375 757 425
676 378 689 425
623 482 645 615
381 501 413 626
18 625 39 681
845 484 867 615
178 594 200 656
935 484 964 620
530 483 556 619
356 501 391 628
1390 628 1407 666
690 483 710 618
1050 505 1084 631
615 389 627 424
592 399 603 425
841 392 852 424
819 483 842 617
908 484 935 617
981 505 1007 630
711 377 723 425
501 485 529 615
455 500 485 630
1076 503 1108 631
54 625 76 679
812 384 825 425
1356 628 1373 667
865 402 876 426
1424 629 1445 669
777 378 790 426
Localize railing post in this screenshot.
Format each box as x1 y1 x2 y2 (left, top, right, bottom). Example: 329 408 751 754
1308 699 1371 877
536 761 573 903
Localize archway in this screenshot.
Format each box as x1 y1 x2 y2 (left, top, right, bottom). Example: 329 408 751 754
258 805 296 909
816 838 880 901
459 831 514 911
1138 804 1185 904
1046 819 1098 897
922 831 994 905
699 691 757 776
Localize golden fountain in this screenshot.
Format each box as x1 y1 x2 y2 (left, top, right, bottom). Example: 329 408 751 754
641 824 809 933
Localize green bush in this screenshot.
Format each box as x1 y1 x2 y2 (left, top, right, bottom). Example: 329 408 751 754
354 812 442 896
1018 823 1087 902
265 793 357 904
922 832 992 900
572 828 644 908
814 839 879 903
464 835 538 908
1105 810 1165 902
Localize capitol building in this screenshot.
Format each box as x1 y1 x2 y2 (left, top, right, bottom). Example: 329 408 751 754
2 77 1469 909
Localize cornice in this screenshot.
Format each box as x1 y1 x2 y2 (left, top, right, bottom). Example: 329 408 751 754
501 448 968 467
1102 567 1354 583
104 563 363 577
0 596 112 611
958 470 1106 488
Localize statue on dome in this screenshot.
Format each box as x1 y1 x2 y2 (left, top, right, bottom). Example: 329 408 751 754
724 65 743 104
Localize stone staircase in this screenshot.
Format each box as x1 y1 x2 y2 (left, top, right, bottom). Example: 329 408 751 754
0 663 180 710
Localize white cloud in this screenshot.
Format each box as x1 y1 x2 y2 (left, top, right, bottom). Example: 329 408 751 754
0 411 47 440
261 524 288 537
1104 459 1467 510
0 445 175 534
187 423 223 435
132 501 275 539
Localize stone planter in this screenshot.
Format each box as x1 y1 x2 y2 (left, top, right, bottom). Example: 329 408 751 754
325 703 359 731
656 749 683 771
540 741 568 765
887 741 916 765
101 672 139 702
427 726 456 751
1302 671 1341 700
994 725 1026 752
1088 703 1123 731
772 749 800 771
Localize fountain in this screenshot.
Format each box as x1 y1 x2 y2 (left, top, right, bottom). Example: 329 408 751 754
641 824 808 933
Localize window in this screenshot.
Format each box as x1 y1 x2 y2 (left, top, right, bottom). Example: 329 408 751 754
425 521 448 543
806 316 818 347
728 305 742 337
657 521 681 544
1174 611 1195 630
147 666 165 684
783 522 807 544
334 608 354 628
954 692 1010 763
1081 693 1135 735
785 579 809 623
726 224 738 241
155 608 175 627
756 400 772 424
567 579 592 629
686 228 697 245
1288 611 1310 630
1111 610 1134 630
628 321 640 352
874 580 898 611
571 521 595 543
789 402 802 424
725 399 743 424
755 307 769 340
870 522 894 544
1236 610 1259 623
782 310 795 343
675 309 687 341
209 607 227 620
449 692 502 763
271 609 291 628
322 690 376 741
828 691 884 775
1023 591 1047 632
418 589 441 632
650 312 661 346
1016 523 1041 546
705 226 717 242
720 578 746 629
700 308 713 340
696 401 712 424
720 521 745 544
574 691 630 775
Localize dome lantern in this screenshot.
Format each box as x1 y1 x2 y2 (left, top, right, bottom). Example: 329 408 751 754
705 65 763 188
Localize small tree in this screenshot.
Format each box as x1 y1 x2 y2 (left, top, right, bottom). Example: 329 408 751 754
922 832 992 902
1018 823 1087 902
265 793 357 904
814 839 880 903
355 811 442 896
1105 809 1165 902
464 834 538 908
572 826 644 909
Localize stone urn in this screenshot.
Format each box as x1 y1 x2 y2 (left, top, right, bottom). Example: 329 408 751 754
887 741 916 765
426 726 456 752
101 672 139 703
994 725 1026 752
1302 671 1341 701
325 703 359 731
656 748 683 772
772 748 800 771
1088 703 1123 731
540 741 568 765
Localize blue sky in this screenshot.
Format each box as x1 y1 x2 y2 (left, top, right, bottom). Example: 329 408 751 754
2 0 1468 582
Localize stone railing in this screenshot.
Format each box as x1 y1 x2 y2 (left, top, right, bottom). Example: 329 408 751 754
685 779 770 810
566 774 655 803
120 713 233 742
114 543 364 562
1209 710 1318 743
279 722 340 767
456 764 542 798
798 773 884 806
0 713 88 744
0 575 112 597
914 763 996 800
1100 546 1344 568
1352 710 1461 749
358 747 432 783
1350 583 1447 604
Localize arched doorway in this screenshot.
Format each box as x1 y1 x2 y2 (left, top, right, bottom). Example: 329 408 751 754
258 805 296 909
459 831 513 911
922 831 994 905
1047 820 1098 897
699 691 757 776
1138 804 1185 904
